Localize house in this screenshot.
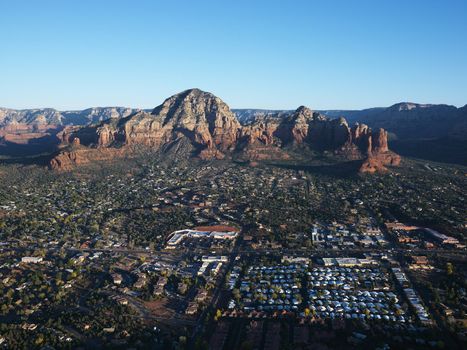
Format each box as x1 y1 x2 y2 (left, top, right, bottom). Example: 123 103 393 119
424 228 459 245
21 257 43 264
134 273 147 289
186 302 198 315
195 289 209 303
154 277 167 296
410 256 431 269
111 273 123 285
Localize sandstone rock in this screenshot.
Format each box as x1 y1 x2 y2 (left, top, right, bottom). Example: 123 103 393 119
372 128 389 153
49 89 400 173
49 148 127 171
359 151 401 173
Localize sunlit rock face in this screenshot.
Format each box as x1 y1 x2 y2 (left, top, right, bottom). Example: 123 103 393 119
50 89 399 173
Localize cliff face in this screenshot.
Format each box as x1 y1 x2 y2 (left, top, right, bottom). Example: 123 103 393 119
64 89 242 158
50 89 399 173
49 147 127 171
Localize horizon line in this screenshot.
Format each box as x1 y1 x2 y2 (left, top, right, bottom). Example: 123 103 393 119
1 101 465 112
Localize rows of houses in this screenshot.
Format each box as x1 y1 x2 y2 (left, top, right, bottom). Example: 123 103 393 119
404 288 431 324
306 265 407 322
226 257 433 325
233 264 307 313
227 265 241 290
307 289 406 322
392 267 431 324
308 266 391 291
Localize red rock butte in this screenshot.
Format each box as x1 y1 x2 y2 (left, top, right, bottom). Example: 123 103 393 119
49 88 400 173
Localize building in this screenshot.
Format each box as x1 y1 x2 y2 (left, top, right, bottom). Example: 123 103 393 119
322 257 375 267
412 256 429 265
21 257 43 264
154 277 167 296
166 229 238 248
385 222 419 231
185 302 198 315
111 273 123 285
201 255 228 263
282 256 310 264
134 273 147 289
424 228 459 245
311 227 323 243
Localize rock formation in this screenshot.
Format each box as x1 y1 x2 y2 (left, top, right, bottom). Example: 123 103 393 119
49 88 400 173
0 107 138 155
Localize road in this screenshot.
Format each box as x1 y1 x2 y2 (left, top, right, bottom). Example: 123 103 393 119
188 227 243 346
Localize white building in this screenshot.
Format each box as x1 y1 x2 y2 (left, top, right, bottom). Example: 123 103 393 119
21 257 43 264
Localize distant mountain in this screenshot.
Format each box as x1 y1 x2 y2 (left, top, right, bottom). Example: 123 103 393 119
320 103 467 165
232 109 292 125
3 98 464 167
50 89 399 173
0 107 138 127
318 108 385 123
0 107 139 158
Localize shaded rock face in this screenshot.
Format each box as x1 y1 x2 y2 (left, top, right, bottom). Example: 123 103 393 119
334 102 465 141
50 89 399 173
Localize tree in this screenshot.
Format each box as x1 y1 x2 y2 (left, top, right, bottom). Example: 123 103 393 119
446 262 454 276
232 288 241 301
240 341 253 350
214 309 222 321
35 334 44 346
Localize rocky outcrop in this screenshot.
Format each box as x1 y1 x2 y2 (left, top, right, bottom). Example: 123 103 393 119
49 147 128 171
359 152 401 173
50 89 400 173
372 128 389 153
63 89 241 156
0 108 138 157
96 125 117 147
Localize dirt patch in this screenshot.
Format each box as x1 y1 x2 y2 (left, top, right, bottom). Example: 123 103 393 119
194 225 239 232
142 300 174 318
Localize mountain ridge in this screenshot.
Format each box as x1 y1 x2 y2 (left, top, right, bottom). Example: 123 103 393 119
3 95 465 166
50 89 400 173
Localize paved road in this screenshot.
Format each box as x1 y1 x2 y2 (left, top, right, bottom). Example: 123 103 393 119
188 228 243 346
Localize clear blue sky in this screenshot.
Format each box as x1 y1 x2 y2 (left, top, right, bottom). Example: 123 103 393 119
1 0 466 110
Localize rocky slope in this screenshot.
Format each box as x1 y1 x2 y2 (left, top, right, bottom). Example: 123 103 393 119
50 89 400 172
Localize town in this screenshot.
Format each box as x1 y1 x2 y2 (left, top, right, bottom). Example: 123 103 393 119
0 156 465 349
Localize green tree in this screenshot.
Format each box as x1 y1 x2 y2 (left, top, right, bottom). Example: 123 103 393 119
446 262 454 276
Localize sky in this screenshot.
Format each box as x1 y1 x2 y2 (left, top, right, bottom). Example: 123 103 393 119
1 0 466 110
